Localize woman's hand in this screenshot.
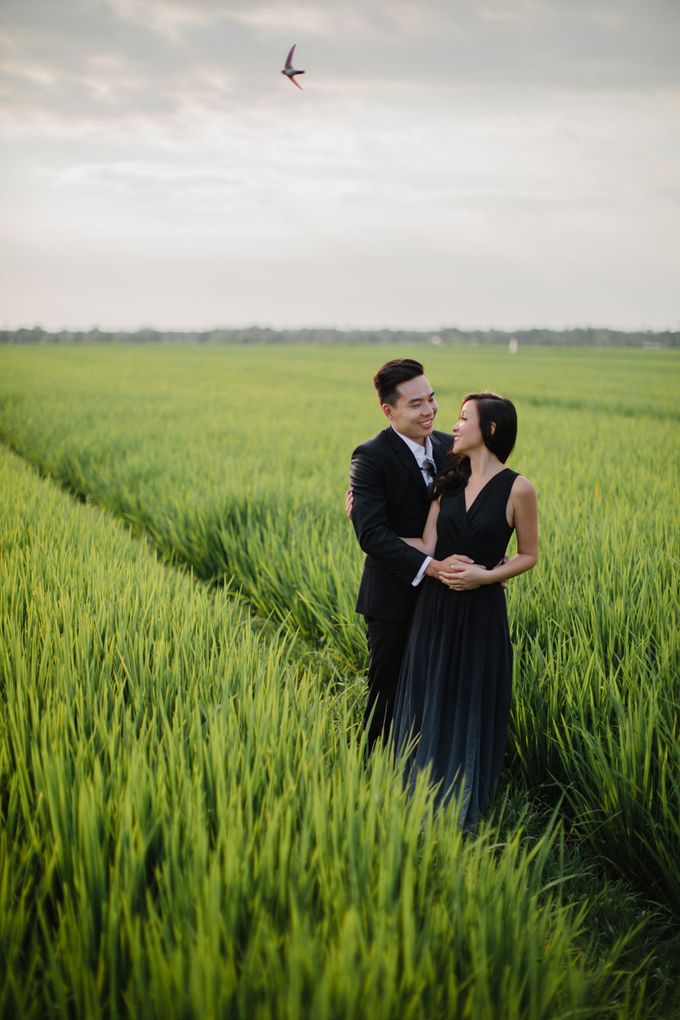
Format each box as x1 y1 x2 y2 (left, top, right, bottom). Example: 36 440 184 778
439 562 489 591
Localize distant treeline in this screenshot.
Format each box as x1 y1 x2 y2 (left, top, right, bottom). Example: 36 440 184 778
1 326 678 347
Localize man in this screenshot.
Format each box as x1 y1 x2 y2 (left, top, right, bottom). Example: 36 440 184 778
349 358 469 753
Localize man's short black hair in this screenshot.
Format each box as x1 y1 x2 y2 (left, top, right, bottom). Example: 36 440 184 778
372 359 425 407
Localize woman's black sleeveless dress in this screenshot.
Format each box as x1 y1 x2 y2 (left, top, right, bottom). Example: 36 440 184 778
392 468 518 830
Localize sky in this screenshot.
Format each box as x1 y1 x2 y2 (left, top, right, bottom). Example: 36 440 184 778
1 0 679 332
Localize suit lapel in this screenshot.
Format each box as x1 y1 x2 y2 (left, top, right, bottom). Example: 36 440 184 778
384 428 428 493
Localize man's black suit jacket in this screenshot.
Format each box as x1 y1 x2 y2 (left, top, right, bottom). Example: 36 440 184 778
350 427 452 622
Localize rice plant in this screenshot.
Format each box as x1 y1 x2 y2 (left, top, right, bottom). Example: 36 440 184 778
3 447 672 1018
1 344 679 1016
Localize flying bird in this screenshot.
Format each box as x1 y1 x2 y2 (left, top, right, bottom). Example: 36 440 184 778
281 44 305 90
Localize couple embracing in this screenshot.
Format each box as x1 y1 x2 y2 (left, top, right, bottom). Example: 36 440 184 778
349 358 538 831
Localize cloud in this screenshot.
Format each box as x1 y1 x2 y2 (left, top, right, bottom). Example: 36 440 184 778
2 0 680 131
1 1 679 329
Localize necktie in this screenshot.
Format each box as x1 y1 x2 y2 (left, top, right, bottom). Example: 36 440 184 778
423 457 436 492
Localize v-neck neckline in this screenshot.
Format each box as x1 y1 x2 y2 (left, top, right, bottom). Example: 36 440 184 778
463 467 510 514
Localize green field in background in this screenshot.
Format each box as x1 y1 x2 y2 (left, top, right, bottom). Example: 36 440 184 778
1 344 679 1017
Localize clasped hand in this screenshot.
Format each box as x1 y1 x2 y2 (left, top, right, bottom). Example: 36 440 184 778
438 555 488 591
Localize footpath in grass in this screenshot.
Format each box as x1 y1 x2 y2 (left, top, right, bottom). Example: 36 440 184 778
2 445 680 1018
0 345 678 919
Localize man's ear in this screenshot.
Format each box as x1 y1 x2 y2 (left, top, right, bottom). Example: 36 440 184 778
381 402 393 421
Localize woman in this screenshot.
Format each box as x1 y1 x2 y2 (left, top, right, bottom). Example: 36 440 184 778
393 392 538 831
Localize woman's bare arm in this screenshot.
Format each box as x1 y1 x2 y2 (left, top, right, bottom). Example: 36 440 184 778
400 498 440 555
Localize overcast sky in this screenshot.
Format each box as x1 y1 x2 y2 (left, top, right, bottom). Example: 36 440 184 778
1 0 679 331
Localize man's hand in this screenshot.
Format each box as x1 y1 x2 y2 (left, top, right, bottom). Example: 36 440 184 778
426 554 474 580
345 489 354 519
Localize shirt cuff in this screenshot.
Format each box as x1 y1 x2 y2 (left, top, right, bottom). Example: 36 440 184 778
411 556 431 587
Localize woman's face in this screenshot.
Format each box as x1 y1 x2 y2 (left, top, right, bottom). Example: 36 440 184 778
452 400 483 455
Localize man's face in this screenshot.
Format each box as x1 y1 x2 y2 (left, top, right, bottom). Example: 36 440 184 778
382 375 438 444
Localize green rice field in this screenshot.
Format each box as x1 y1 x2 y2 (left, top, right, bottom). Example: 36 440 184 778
1 344 679 1017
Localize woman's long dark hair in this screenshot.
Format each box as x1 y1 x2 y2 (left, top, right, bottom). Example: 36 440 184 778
434 392 517 496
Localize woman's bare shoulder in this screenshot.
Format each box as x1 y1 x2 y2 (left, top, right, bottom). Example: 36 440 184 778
511 474 536 498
